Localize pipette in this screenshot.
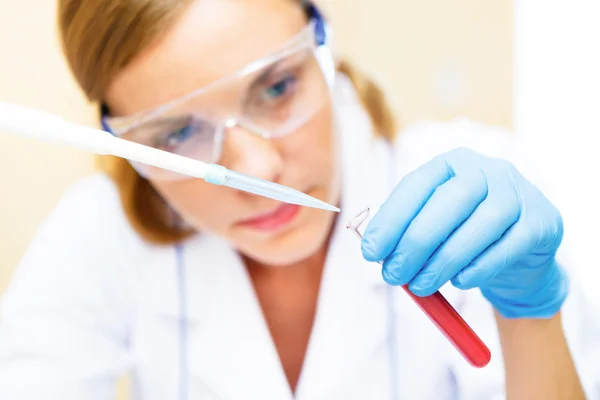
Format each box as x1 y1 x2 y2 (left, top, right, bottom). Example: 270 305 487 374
0 101 339 212
347 208 491 368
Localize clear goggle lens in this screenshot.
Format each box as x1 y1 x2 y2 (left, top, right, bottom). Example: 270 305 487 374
104 24 332 181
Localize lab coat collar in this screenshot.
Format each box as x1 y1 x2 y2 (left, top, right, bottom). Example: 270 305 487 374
292 74 393 399
153 73 394 399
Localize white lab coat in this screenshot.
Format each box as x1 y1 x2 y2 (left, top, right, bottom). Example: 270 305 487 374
1 74 599 400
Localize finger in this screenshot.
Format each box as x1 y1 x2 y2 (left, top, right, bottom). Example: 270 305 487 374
380 170 488 286
408 191 521 296
361 156 453 262
451 218 533 290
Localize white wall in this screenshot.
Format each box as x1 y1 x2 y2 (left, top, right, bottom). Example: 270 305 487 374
515 0 600 296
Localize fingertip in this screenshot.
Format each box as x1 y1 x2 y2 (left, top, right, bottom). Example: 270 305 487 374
360 237 380 262
382 265 407 286
451 274 473 290
407 282 437 297
360 207 403 262
408 271 442 296
451 275 465 289
381 267 397 285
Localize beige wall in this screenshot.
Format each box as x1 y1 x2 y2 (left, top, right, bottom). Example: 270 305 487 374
0 2 98 292
0 1 512 398
328 0 513 128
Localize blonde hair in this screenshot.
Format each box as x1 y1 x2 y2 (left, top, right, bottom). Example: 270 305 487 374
58 0 399 244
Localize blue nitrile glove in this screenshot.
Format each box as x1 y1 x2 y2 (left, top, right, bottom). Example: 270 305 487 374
361 147 569 319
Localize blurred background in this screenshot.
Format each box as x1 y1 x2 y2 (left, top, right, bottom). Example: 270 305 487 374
0 0 598 398
0 0 514 291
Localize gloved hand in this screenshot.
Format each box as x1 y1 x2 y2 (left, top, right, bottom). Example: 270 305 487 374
361 147 569 319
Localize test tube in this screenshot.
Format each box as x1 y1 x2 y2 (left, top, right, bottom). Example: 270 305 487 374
346 208 491 368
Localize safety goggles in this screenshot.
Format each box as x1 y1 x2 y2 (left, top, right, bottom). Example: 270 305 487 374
101 10 335 181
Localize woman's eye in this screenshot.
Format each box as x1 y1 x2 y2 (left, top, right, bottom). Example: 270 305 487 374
167 126 193 145
157 124 198 151
262 75 297 101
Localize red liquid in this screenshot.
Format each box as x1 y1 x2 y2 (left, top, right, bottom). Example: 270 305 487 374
346 208 491 367
402 285 491 368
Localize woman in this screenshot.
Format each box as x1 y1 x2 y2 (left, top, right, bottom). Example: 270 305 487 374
1 0 598 399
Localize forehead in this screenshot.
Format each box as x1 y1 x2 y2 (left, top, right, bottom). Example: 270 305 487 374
106 0 306 115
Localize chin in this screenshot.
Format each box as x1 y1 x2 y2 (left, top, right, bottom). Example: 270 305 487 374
236 212 336 267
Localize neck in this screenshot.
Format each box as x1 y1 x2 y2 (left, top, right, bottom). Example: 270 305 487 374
242 239 330 393
242 222 337 393
244 243 328 284
243 211 338 281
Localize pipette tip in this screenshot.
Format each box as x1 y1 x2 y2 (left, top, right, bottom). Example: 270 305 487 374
292 189 340 212
284 191 340 212
220 167 340 212
321 203 341 213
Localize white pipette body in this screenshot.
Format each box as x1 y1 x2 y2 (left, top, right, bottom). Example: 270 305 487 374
0 101 339 212
0 101 211 178
0 101 114 154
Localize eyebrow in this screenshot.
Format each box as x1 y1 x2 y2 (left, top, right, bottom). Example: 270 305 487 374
243 54 305 101
249 61 285 89
127 114 198 137
144 115 192 128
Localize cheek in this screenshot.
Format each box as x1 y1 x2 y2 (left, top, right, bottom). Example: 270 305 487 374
151 180 239 235
280 103 338 184
303 104 335 156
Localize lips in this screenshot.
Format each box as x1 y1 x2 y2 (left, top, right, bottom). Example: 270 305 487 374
237 203 301 232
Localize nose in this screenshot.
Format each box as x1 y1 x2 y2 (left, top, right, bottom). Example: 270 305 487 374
219 122 284 186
